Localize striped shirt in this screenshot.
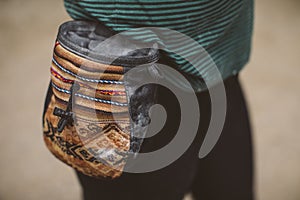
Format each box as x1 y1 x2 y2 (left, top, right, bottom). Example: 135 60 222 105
64 0 254 91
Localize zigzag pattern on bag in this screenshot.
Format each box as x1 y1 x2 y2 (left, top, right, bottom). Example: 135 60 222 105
43 41 132 178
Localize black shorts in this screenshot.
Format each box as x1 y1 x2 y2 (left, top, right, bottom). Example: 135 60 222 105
75 75 254 200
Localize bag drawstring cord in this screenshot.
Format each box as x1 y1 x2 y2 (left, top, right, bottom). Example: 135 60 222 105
53 83 80 133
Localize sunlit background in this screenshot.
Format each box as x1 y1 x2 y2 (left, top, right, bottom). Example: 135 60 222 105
0 0 299 199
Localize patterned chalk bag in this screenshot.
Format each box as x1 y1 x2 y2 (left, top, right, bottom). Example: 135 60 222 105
42 21 159 179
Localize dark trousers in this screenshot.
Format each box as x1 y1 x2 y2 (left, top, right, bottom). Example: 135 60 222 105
76 75 254 200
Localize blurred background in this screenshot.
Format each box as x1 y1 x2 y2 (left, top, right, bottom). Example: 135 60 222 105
0 0 299 199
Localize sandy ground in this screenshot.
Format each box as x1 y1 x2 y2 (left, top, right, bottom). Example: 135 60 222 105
0 0 299 199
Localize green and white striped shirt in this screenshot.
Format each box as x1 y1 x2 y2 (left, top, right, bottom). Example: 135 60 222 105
64 0 253 91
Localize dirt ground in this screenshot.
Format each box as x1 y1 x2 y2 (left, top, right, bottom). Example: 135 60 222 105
0 0 299 199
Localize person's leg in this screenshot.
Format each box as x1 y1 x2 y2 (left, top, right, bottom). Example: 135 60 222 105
191 75 254 200
75 75 254 200
76 85 202 200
